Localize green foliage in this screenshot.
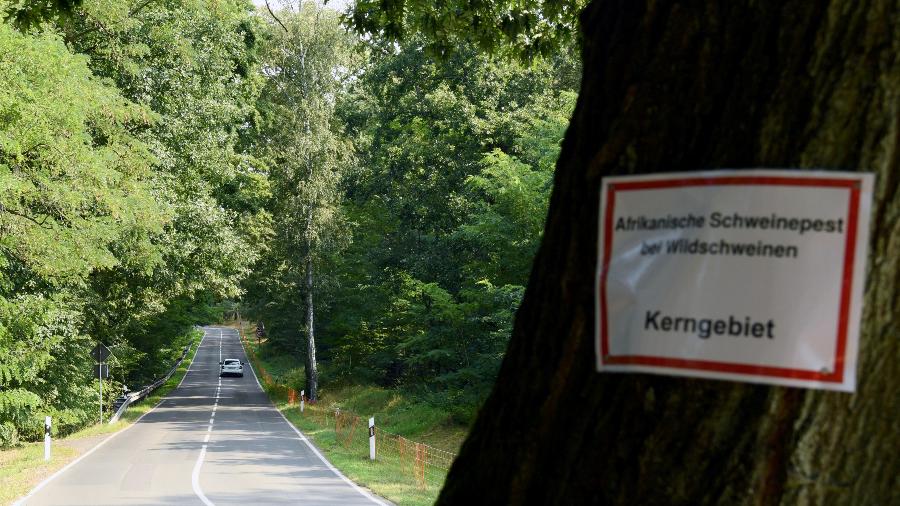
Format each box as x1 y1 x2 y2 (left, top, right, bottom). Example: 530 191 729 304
248 32 578 417
312 41 577 410
0 0 265 443
348 0 589 60
1 0 82 30
63 0 269 381
0 0 578 444
242 4 359 372
0 294 95 446
0 21 159 282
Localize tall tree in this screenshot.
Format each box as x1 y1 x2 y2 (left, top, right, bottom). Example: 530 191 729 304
0 0 265 442
348 1 899 504
0 17 162 443
252 3 357 400
60 0 267 382
304 39 578 410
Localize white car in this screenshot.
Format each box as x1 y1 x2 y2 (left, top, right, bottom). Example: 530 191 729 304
219 358 244 377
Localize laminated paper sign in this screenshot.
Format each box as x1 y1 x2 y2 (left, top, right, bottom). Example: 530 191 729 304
595 170 873 391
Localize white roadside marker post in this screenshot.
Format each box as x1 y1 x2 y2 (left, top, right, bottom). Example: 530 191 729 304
44 416 51 461
99 361 103 424
300 390 305 413
368 417 376 461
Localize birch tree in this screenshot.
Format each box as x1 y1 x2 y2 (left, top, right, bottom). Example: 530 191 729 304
255 2 356 400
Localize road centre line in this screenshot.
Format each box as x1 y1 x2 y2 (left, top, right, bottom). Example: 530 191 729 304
191 444 214 506
191 327 220 506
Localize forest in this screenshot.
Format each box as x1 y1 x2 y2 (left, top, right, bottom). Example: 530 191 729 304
0 0 578 445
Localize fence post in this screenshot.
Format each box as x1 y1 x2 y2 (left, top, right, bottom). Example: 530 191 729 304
415 442 425 488
44 416 51 461
300 390 305 413
368 417 376 461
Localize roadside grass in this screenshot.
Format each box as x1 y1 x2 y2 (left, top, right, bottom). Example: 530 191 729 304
0 443 78 505
230 321 467 506
0 329 202 506
281 403 441 506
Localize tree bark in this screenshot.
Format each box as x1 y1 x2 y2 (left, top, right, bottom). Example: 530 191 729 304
305 246 319 401
438 1 899 505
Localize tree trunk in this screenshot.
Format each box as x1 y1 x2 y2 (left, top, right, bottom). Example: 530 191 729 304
439 1 899 505
305 247 319 401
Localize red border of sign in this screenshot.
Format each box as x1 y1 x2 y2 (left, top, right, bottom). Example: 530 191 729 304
598 175 861 382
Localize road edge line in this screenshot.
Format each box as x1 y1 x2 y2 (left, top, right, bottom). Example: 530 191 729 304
233 327 390 506
178 328 207 389
12 331 206 506
12 397 166 506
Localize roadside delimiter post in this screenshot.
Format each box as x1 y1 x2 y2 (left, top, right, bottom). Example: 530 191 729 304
369 417 376 461
44 416 51 461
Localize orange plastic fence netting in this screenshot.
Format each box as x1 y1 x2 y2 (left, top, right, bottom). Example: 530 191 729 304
375 427 455 489
327 408 456 490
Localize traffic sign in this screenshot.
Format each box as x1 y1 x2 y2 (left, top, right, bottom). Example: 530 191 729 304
94 363 110 379
91 343 111 362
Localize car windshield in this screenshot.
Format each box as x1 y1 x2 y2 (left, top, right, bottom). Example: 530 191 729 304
224 360 240 365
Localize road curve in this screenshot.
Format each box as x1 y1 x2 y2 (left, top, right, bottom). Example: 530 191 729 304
18 326 388 506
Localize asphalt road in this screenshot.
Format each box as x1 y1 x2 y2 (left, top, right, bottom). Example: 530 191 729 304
18 327 387 506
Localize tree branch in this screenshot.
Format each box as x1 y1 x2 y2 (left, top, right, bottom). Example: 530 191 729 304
69 0 158 41
266 0 288 33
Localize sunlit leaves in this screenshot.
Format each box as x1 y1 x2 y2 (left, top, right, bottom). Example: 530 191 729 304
347 0 589 61
0 0 266 443
0 22 160 282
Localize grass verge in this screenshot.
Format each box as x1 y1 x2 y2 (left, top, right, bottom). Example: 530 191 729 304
0 329 203 506
230 321 467 506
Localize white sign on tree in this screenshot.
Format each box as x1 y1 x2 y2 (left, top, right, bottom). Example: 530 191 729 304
595 170 873 391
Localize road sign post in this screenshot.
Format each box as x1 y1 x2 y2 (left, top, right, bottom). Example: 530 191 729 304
256 322 265 345
91 344 112 424
300 390 305 413
44 416 51 461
